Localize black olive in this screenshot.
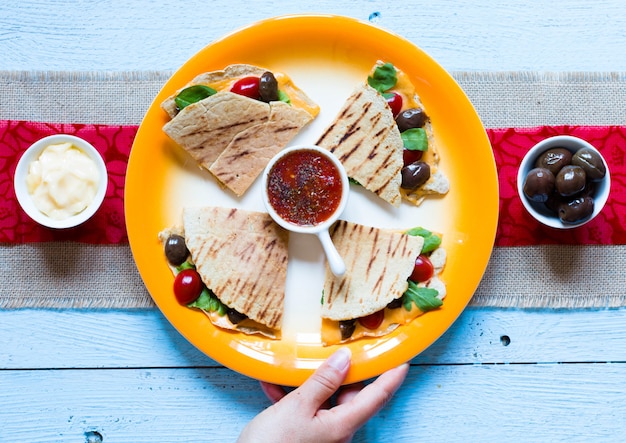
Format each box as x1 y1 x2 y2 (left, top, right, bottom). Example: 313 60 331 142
558 196 594 224
523 168 555 203
259 71 279 102
556 165 586 197
227 308 248 325
395 108 427 132
164 234 189 266
534 148 573 175
387 298 403 309
545 191 566 213
571 147 606 180
339 320 356 341
401 161 430 190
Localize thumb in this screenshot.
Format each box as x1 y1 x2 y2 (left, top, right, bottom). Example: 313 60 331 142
295 347 352 412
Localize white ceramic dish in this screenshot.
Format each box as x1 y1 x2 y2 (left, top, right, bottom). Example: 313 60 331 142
262 145 350 277
14 134 108 229
517 135 610 229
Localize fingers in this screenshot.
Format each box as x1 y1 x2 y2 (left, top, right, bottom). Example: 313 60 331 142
260 381 287 404
331 363 409 432
335 382 365 405
292 347 352 412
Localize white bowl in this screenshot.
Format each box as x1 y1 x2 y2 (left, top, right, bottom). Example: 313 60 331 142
14 134 108 229
262 145 350 276
517 135 610 229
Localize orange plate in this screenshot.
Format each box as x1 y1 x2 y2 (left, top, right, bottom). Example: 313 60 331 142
125 14 499 386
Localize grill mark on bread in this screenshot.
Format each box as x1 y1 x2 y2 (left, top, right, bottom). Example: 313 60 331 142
316 91 365 145
366 227 379 277
372 273 385 295
275 124 300 133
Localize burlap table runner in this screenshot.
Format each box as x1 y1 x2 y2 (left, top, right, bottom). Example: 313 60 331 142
1 71 625 309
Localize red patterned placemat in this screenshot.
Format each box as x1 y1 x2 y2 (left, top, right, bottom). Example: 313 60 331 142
1 120 136 243
2 120 624 246
491 125 626 246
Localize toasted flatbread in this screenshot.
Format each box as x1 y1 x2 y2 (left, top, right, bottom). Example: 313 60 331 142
163 92 270 168
321 220 424 321
316 84 404 207
208 101 314 197
182 206 288 331
162 64 319 197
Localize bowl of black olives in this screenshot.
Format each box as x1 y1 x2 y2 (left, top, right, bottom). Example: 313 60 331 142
517 135 610 229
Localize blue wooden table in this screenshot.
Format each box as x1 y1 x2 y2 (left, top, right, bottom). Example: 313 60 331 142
2 1 626 442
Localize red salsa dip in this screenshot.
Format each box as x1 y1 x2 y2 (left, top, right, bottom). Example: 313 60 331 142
267 149 343 226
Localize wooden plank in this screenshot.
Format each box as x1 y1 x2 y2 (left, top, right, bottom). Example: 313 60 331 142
2 0 625 71
1 363 624 442
2 308 626 369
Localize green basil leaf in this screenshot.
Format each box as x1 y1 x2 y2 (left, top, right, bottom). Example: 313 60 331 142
175 85 217 110
405 227 442 254
367 62 397 93
277 89 291 104
188 287 227 316
402 281 442 312
176 260 195 272
187 288 213 310
405 227 432 237
401 128 428 152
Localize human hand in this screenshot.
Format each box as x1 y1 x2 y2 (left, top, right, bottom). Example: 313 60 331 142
237 347 409 443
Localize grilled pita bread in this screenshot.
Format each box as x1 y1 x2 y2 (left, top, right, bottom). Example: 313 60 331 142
208 101 314 197
316 84 404 207
321 220 424 321
182 206 289 331
162 64 319 197
163 92 270 168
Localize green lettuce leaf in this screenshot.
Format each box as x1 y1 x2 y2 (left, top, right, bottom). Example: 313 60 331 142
367 62 397 93
175 85 217 110
187 287 227 316
405 227 442 254
401 128 428 152
402 281 442 312
277 89 291 104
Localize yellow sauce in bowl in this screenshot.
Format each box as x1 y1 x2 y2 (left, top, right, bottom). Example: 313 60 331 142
26 142 100 220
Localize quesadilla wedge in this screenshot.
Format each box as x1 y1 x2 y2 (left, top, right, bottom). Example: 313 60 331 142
159 206 289 339
316 61 449 206
162 64 319 197
321 222 446 346
315 83 404 207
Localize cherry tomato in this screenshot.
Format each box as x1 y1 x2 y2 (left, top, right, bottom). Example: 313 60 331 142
231 76 260 99
403 148 423 166
173 269 203 305
385 92 403 117
410 254 434 283
359 310 385 330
